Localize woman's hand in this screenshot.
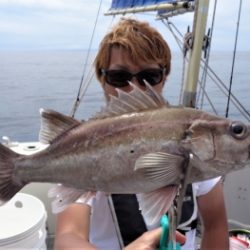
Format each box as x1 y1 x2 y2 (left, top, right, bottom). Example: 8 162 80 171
123 227 186 250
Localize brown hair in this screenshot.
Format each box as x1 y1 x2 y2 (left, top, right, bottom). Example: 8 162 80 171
94 18 171 84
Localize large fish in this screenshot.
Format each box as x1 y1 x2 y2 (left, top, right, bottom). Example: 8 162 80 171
0 83 250 224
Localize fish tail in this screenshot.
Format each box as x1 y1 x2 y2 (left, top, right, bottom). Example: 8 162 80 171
0 143 23 205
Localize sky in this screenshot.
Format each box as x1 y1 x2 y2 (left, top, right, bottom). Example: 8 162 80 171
0 0 249 51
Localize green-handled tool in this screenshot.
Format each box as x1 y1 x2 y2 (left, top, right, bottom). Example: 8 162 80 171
158 214 181 250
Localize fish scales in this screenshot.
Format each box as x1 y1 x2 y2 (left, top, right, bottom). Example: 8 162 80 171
14 108 191 192
0 83 250 223
11 107 241 190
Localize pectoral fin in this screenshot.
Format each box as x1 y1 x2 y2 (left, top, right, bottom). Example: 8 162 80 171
137 186 178 225
134 152 185 186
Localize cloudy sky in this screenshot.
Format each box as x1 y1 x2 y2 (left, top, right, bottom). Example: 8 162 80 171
0 0 249 51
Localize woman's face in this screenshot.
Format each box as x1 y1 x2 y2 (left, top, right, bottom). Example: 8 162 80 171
102 47 166 101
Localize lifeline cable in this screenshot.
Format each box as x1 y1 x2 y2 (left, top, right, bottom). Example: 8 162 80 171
225 0 243 118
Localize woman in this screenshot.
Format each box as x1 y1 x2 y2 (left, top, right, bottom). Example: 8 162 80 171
54 18 229 250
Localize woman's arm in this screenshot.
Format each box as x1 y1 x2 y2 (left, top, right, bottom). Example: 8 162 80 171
197 180 229 250
54 203 97 250
53 197 186 250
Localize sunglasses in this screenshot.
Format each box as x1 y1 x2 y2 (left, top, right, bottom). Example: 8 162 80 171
101 68 165 88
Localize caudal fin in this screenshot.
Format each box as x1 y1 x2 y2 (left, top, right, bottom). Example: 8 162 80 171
0 143 23 204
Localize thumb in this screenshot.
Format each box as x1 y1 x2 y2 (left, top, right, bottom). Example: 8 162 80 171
144 227 162 247
175 230 186 245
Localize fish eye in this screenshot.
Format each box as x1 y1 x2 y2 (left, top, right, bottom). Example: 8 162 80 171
230 122 248 139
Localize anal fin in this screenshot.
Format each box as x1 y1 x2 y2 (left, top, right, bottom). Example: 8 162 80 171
137 186 178 226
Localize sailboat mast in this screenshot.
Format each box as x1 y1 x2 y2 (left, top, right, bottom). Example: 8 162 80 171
182 0 210 108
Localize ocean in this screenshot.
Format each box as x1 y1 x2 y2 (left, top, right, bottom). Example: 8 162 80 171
0 50 249 142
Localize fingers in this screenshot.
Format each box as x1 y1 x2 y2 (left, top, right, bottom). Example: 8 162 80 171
145 227 162 246
123 228 162 250
123 227 186 250
175 230 186 245
145 227 186 246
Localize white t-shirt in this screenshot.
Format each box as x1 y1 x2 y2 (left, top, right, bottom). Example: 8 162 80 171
77 177 221 250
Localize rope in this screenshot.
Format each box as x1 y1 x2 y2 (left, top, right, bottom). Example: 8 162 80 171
225 0 243 118
162 19 183 50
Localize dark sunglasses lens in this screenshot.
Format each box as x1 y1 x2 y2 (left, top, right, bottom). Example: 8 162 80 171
138 69 163 86
105 70 131 87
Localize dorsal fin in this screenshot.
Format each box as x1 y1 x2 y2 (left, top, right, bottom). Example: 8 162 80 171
39 109 81 144
93 82 169 119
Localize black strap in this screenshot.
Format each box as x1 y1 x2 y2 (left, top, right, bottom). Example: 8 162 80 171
178 184 195 225
177 219 198 235
111 194 147 246
111 185 198 246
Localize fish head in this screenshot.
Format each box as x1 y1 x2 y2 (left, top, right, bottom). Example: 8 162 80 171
183 118 250 174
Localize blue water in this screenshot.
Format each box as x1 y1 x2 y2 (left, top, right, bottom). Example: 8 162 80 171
0 50 249 142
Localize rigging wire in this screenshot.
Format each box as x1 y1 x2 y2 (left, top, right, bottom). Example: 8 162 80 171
197 0 218 109
69 1 249 121
161 14 250 121
76 15 116 108
200 57 250 121
225 0 243 118
198 78 218 114
161 19 186 104
70 0 103 118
